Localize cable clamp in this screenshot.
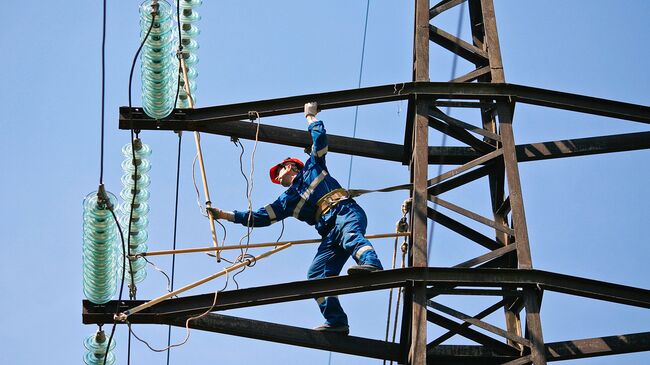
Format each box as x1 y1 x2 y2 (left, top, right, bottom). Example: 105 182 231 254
176 46 185 60
247 111 258 121
150 1 159 16
96 184 113 210
401 198 412 216
237 253 256 267
129 284 137 300
396 217 409 233
114 312 128 322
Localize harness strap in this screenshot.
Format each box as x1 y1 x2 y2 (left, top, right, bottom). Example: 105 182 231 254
348 183 412 198
315 188 350 220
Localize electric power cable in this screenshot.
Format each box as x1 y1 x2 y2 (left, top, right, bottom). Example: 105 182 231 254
166 132 182 365
346 0 371 190
99 0 107 184
101 8 158 365
128 267 232 352
426 2 465 265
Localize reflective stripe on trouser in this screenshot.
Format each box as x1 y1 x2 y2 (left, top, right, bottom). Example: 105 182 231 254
307 202 383 326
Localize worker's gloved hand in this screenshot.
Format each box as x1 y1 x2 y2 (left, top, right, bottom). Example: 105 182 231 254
304 102 319 118
207 207 235 222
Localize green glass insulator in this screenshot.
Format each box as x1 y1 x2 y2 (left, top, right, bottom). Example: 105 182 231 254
175 0 201 109
82 190 118 304
140 0 177 119
83 330 116 365
118 140 152 284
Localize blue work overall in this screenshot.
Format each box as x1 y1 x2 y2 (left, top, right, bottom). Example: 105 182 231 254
232 120 383 327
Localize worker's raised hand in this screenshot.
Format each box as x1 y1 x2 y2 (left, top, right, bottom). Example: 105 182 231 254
207 207 234 221
304 102 319 118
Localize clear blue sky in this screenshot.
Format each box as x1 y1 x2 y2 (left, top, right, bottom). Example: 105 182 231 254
1 1 649 364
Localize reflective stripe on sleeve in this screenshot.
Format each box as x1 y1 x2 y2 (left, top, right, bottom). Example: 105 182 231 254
293 170 328 218
264 204 277 223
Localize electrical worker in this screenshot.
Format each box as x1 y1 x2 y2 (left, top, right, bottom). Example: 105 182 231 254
208 102 383 335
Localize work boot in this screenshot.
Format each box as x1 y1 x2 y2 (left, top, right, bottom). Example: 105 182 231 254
313 324 350 335
347 264 382 275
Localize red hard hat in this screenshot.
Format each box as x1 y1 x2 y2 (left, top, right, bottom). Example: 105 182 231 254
269 157 304 184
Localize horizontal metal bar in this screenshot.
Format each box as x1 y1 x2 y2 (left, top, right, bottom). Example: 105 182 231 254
83 268 650 324
119 82 650 131
433 100 495 108
161 314 650 361
426 333 650 363
165 313 400 361
545 331 650 361
516 131 650 162
125 116 650 166
143 232 409 258
427 288 520 297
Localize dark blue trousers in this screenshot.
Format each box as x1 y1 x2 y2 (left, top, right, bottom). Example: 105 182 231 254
307 202 383 326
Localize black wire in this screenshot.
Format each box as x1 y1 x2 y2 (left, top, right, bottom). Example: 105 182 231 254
128 12 156 113
276 220 285 243
235 139 252 258
99 0 106 184
346 0 371 190
173 0 183 109
236 140 250 203
102 207 128 365
166 131 183 365
426 3 465 265
105 8 156 365
127 330 132 365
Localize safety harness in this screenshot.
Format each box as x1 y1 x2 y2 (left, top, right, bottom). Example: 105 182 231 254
315 188 350 219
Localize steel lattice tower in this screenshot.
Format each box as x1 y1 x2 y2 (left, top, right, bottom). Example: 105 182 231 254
84 1 650 363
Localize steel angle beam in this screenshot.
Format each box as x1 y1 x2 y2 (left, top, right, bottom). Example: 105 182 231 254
164 313 401 361
516 131 650 162
427 344 515 364
83 268 650 324
118 82 650 130
426 332 650 364
545 332 650 361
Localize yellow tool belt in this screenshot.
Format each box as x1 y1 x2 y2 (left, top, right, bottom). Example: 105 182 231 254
315 188 350 220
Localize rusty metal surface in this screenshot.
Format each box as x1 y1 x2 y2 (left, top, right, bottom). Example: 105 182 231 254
83 267 650 325
166 313 401 361
118 82 650 131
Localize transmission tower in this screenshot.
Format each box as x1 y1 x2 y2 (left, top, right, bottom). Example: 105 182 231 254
84 1 650 363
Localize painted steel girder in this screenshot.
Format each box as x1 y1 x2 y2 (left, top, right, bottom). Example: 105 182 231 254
119 82 650 128
117 108 650 165
83 268 650 325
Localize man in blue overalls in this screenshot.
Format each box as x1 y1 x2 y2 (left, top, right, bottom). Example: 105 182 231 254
208 102 383 334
